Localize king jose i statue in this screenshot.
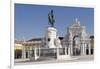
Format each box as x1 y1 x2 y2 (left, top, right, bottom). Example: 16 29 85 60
48 10 55 27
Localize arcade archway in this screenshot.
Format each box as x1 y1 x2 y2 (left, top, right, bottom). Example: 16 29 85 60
73 35 81 56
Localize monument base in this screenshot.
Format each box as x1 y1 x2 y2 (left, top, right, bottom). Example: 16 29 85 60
45 27 62 48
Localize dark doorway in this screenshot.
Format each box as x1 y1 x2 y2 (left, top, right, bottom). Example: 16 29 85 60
15 50 22 59
91 49 94 55
73 35 80 56
86 49 89 55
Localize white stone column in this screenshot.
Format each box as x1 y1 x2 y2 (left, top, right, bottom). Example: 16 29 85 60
68 42 72 56
29 49 32 60
39 47 41 56
68 46 70 56
22 45 26 59
34 48 37 60
80 41 82 55
81 40 85 56
81 42 84 56
68 31 73 56
56 48 59 58
82 43 85 56
81 40 86 56
81 44 83 55
70 41 73 56
88 43 91 55
84 43 87 55
65 47 67 55
27 48 30 58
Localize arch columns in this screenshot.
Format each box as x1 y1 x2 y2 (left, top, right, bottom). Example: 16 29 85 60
81 40 87 56
88 41 91 55
68 40 73 56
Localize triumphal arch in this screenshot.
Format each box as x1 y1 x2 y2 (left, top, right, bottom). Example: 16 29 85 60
63 18 91 56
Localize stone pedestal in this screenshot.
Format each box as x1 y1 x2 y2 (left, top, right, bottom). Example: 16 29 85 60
45 27 61 48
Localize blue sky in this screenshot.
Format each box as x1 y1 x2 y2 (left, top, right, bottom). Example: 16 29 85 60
15 4 94 41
